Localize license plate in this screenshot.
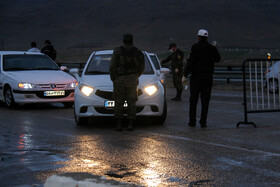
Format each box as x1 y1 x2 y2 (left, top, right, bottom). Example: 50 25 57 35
44 91 65 96
104 100 128 108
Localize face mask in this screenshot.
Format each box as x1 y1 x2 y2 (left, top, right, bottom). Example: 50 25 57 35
169 49 174 53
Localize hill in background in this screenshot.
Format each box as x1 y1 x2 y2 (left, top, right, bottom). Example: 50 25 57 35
1 0 280 63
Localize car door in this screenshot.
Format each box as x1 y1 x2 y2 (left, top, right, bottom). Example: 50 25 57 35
147 53 170 85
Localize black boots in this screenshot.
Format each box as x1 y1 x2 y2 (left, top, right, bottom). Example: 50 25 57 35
127 119 134 131
171 90 182 101
116 119 134 131
171 97 182 101
116 118 122 131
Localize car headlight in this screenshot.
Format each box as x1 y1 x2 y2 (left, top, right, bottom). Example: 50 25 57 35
144 85 158 96
18 83 34 89
80 85 94 96
68 82 78 88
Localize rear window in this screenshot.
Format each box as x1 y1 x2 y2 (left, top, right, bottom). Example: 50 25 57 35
3 54 59 71
85 54 154 75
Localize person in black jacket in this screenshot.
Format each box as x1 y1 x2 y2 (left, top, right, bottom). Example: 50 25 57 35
184 29 221 128
161 43 184 101
41 40 57 61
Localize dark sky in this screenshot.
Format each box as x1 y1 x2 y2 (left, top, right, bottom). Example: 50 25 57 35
0 0 279 60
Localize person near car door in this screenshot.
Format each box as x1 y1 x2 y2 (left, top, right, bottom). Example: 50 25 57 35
109 34 145 131
161 43 184 101
41 40 57 61
184 29 221 128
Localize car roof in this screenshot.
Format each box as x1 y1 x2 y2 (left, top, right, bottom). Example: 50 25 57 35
0 51 44 55
93 50 148 55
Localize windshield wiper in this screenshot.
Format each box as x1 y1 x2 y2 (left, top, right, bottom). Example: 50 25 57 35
86 71 108 74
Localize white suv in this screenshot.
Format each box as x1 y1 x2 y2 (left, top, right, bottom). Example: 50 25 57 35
70 50 167 126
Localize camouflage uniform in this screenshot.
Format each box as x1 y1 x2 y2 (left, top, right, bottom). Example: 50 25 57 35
161 48 184 99
109 46 145 120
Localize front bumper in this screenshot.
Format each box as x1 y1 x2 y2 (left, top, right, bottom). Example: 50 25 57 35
74 87 165 118
12 89 75 103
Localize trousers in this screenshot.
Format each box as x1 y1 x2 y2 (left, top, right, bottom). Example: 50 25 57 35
189 75 213 125
113 83 137 119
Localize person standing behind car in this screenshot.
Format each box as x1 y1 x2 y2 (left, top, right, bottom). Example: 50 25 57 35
41 40 57 61
27 42 40 52
184 29 221 128
161 43 184 101
109 34 145 131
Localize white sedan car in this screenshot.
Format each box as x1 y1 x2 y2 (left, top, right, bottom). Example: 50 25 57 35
0 51 77 108
70 50 167 126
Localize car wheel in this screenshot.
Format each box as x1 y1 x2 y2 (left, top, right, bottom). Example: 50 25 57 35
74 107 89 126
269 79 279 93
63 102 74 108
151 99 167 125
4 86 16 109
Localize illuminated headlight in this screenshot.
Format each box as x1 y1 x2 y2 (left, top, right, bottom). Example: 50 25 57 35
144 85 158 96
68 82 78 88
18 83 33 89
80 85 94 96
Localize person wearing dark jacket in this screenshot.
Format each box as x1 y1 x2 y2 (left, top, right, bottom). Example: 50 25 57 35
184 29 221 128
41 40 57 61
161 43 184 101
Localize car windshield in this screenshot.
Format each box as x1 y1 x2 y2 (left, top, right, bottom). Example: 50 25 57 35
3 54 60 71
149 55 160 70
85 54 154 75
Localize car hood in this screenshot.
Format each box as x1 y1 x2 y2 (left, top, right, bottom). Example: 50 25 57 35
5 70 76 83
81 75 158 89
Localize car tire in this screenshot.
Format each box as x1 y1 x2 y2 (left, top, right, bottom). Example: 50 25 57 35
269 79 279 93
4 86 17 109
151 99 167 125
74 107 89 126
63 102 74 108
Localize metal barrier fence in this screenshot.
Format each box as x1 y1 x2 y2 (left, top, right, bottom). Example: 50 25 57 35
237 59 280 127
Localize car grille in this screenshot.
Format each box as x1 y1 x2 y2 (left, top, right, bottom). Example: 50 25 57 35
94 107 144 114
38 84 67 89
95 89 143 100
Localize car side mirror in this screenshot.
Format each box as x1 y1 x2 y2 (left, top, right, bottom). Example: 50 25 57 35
60 66 67 71
160 68 171 74
69 68 80 81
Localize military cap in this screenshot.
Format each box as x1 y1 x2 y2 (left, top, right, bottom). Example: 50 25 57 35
168 43 177 49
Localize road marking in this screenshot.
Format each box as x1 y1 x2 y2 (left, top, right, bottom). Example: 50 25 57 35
137 131 280 158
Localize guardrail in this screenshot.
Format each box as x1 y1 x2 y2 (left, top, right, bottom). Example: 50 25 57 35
57 62 256 84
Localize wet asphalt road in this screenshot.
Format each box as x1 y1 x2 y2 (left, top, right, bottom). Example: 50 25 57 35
0 86 280 186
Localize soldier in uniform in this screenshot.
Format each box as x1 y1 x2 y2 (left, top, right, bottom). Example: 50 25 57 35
184 29 221 128
109 34 145 131
161 43 184 101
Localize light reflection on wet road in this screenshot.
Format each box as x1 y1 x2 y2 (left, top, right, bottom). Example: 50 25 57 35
0 88 280 186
